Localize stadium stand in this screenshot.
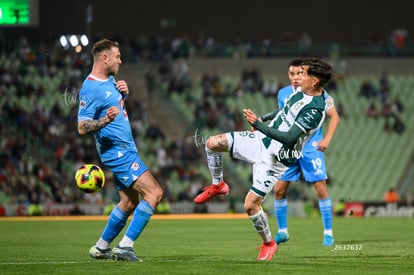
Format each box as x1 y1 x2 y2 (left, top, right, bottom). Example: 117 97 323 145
1 35 414 213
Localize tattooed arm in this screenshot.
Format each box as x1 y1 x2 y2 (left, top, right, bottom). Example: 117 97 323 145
78 106 120 135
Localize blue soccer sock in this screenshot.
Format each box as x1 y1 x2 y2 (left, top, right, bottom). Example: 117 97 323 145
100 205 129 244
319 197 333 235
274 199 288 231
120 200 154 247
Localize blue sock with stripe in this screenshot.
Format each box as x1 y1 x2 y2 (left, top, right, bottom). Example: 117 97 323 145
274 199 288 231
101 205 129 243
125 200 154 241
319 197 333 234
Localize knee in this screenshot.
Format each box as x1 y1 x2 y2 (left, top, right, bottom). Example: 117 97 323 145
206 136 214 150
274 185 287 199
244 201 259 216
314 182 329 199
149 185 164 206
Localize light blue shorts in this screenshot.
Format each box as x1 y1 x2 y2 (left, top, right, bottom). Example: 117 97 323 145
280 150 327 183
103 151 149 190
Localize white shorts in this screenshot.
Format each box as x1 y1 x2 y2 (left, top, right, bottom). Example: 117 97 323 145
228 131 288 198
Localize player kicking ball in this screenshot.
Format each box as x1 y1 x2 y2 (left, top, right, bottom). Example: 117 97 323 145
194 57 333 261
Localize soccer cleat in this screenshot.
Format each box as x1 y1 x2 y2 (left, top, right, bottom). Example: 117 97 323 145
275 231 290 244
322 234 334 246
194 181 229 204
112 245 143 262
89 245 115 260
257 239 278 261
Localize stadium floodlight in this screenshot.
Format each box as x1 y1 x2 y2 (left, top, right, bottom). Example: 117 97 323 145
59 35 68 48
69 35 79 47
80 34 89 46
58 34 90 52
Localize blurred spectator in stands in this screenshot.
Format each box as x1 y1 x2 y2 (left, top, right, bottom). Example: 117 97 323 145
145 122 166 140
28 193 43 216
367 102 379 119
70 203 85 215
359 80 377 98
384 188 399 203
393 95 404 113
378 81 391 103
156 141 174 174
380 100 394 119
262 79 278 97
241 67 262 93
392 116 405 134
389 28 408 56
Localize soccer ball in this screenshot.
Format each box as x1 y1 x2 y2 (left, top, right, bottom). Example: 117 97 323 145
75 164 105 193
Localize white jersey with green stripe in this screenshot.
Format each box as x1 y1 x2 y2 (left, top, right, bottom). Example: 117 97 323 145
263 90 327 164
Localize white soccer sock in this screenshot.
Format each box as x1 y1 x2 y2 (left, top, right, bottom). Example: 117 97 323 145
96 237 110 249
324 229 333 236
249 208 272 243
206 146 223 184
118 235 134 248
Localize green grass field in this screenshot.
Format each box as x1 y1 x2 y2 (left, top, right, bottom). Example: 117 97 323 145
0 216 413 274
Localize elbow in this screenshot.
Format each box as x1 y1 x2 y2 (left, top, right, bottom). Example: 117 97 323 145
335 113 341 124
78 125 86 136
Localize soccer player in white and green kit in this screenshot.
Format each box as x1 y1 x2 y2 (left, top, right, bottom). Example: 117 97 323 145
194 57 332 261
273 59 340 247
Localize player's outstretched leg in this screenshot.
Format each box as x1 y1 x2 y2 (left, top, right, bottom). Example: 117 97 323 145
195 143 230 204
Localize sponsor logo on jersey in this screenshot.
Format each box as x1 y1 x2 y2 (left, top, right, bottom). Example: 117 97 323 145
105 91 112 99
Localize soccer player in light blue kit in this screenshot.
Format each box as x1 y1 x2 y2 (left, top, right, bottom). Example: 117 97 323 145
273 59 340 246
77 39 163 262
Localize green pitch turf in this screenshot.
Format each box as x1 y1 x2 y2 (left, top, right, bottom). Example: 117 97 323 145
0 216 413 274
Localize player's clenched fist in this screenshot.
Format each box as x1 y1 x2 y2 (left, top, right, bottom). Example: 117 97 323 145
106 106 120 122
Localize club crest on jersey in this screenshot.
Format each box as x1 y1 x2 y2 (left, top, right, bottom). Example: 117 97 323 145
79 100 86 108
293 101 305 110
131 162 140 171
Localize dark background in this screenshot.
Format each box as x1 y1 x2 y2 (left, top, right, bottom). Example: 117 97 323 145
3 0 413 45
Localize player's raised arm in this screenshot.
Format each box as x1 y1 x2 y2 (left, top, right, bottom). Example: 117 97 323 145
78 106 120 135
317 105 340 151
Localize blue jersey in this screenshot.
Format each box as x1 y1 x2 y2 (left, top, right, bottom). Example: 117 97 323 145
78 75 137 163
277 85 333 153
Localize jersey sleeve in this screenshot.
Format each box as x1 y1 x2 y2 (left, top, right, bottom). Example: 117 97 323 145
294 108 323 133
277 90 284 109
78 87 98 122
324 91 335 112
